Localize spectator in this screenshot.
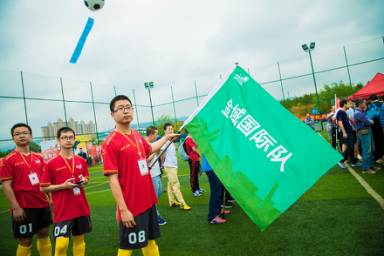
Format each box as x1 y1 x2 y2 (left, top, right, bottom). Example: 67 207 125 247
336 99 361 168
78 148 87 160
354 98 381 174
202 154 230 224
185 129 206 196
145 126 166 225
346 99 362 161
366 94 384 164
326 106 337 148
161 123 191 210
305 113 315 130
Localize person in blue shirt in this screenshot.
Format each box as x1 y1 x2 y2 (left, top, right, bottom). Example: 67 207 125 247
336 99 361 169
202 155 229 224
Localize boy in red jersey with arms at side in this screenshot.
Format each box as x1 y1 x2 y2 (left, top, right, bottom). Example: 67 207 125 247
0 123 53 256
102 95 179 256
40 127 91 256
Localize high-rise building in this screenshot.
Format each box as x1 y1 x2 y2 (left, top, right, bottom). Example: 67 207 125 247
41 118 96 141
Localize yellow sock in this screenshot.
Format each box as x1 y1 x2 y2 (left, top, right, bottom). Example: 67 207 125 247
73 234 86 256
37 236 52 256
117 249 133 256
54 237 69 256
141 240 159 256
16 244 31 256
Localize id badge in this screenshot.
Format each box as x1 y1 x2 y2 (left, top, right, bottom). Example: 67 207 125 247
73 187 81 196
138 159 149 176
28 173 40 186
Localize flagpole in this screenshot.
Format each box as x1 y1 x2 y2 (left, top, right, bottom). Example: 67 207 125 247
149 130 182 169
335 94 339 152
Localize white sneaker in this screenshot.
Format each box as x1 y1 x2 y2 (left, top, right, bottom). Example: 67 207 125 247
375 159 382 164
357 155 362 160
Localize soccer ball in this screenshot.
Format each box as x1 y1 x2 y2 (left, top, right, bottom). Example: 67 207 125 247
84 0 105 12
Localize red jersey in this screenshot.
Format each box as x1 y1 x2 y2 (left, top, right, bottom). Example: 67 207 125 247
0 151 48 212
41 155 90 223
102 130 157 219
185 135 200 161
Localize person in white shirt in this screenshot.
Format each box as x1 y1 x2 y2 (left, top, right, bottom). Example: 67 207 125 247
160 123 191 211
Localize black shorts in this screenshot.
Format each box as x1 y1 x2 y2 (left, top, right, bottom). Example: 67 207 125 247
12 207 53 239
53 215 92 241
351 131 357 144
119 205 160 250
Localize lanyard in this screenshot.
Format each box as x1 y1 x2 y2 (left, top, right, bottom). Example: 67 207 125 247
16 150 33 173
114 129 142 157
59 154 75 176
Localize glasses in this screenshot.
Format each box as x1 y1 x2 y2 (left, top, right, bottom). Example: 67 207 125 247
61 136 75 141
114 105 134 113
13 132 30 137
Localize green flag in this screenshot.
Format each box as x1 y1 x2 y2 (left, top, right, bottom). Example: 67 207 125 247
182 64 342 231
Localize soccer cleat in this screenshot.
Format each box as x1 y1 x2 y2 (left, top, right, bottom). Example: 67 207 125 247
351 162 362 167
198 189 206 193
338 162 346 169
227 196 235 202
180 204 191 211
170 201 180 207
157 216 167 226
371 166 381 172
220 209 230 215
362 169 376 174
192 191 201 197
162 189 167 193
210 216 226 224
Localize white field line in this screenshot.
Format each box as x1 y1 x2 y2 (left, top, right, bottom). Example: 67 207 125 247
318 132 384 210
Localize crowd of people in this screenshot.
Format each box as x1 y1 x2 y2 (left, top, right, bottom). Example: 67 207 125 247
326 94 384 174
0 95 233 256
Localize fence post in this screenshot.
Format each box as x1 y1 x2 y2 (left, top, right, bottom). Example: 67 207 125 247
132 89 140 128
89 82 99 143
194 81 199 106
114 85 117 96
171 86 177 124
343 46 353 95
20 71 28 124
277 62 286 103
60 77 68 126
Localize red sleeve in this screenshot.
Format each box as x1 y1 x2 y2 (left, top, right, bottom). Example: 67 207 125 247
0 157 13 181
102 135 119 176
40 160 53 187
82 158 90 180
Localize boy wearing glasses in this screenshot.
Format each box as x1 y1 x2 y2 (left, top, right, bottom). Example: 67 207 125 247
102 95 179 256
0 123 53 256
40 127 91 256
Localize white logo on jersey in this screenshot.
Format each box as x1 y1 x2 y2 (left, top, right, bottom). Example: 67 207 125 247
76 164 82 169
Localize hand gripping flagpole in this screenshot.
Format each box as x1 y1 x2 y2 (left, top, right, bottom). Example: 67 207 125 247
149 129 183 169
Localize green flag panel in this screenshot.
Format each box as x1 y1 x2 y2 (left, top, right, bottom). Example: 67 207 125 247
185 65 342 231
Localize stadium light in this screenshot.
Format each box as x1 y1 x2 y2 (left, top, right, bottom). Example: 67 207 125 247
302 42 321 114
144 82 155 126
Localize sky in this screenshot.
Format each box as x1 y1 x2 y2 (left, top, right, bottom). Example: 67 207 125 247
0 0 384 149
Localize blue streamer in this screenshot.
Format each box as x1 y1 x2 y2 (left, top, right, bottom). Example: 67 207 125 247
69 17 94 64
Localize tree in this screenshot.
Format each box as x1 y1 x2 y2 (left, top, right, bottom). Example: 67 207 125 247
30 141 41 152
154 114 179 137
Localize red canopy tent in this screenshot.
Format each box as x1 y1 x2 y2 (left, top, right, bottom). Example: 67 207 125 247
347 72 384 100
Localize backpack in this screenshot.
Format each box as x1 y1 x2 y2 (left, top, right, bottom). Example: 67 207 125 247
178 140 189 162
366 103 381 123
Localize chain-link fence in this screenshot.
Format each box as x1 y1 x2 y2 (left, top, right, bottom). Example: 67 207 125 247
1 37 383 153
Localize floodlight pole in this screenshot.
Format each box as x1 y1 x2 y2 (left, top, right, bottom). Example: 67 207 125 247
303 43 321 113
145 82 156 126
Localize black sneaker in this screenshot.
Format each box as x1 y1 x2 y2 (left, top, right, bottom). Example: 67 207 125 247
220 202 234 208
227 196 235 203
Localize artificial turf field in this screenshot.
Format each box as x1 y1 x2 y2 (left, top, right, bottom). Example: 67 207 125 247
0 132 383 255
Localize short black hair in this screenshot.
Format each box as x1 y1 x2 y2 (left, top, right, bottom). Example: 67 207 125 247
369 94 378 101
347 99 354 103
11 123 32 137
330 105 334 109
146 126 158 136
57 127 75 139
164 123 173 131
340 99 347 108
355 98 365 108
110 95 132 113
